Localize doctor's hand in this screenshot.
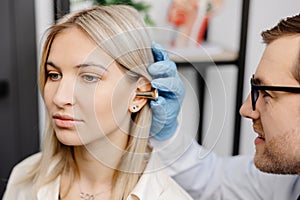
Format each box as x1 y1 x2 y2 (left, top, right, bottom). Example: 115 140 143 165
148 42 186 141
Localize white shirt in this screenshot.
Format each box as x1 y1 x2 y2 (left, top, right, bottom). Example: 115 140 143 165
3 152 193 200
158 139 300 200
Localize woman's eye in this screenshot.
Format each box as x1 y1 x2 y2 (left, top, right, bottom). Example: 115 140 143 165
81 74 100 83
47 72 62 81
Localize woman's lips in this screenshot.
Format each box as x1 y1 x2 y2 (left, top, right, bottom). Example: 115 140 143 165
54 118 76 128
53 114 82 128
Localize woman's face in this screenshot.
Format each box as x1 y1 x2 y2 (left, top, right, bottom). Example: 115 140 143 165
44 27 136 148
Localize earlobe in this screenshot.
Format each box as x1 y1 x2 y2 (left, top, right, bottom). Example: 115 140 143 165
128 95 147 113
129 105 139 113
128 77 151 113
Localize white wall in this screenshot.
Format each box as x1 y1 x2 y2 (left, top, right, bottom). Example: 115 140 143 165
200 0 240 156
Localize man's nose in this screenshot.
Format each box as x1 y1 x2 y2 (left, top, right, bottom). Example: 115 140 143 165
239 94 259 120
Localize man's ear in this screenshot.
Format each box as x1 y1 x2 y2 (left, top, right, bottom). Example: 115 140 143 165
129 77 151 113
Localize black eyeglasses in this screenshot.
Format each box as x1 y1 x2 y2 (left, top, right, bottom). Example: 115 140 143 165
250 74 300 111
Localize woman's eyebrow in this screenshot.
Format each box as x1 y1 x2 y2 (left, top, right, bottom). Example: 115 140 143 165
45 61 108 71
46 61 60 70
75 63 108 71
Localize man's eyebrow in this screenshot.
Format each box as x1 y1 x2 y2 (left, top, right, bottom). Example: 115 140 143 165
254 77 275 86
252 76 263 85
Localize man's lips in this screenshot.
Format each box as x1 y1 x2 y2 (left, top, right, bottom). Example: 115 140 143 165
253 128 265 139
253 126 265 145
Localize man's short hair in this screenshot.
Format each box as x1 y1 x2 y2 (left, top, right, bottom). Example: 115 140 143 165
261 14 300 83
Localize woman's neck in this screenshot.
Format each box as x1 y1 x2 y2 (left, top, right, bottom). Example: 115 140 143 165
74 146 114 186
74 129 129 184
60 129 130 199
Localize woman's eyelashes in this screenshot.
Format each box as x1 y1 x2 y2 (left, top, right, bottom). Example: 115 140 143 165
46 71 102 84
78 65 107 83
80 73 101 83
46 71 62 81
45 63 106 84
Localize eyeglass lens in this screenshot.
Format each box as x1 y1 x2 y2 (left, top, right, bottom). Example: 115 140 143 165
251 78 258 111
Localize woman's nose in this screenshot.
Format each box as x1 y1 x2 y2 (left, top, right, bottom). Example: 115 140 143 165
53 78 76 108
239 94 259 120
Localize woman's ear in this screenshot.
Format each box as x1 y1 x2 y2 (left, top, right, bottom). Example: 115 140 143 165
129 77 151 113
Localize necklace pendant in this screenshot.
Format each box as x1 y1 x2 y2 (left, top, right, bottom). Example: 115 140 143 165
80 192 95 200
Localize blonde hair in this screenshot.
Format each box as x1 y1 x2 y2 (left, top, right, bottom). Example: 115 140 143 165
30 5 154 199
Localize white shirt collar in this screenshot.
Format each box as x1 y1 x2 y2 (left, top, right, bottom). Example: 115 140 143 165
128 153 170 200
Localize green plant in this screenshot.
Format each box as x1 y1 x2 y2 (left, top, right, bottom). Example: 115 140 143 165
93 0 154 25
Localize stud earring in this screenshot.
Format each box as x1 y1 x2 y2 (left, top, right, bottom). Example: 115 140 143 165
131 105 138 112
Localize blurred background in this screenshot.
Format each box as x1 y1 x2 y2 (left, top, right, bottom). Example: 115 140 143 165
0 0 299 197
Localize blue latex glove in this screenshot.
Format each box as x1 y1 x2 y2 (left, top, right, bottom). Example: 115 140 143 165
149 42 186 141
